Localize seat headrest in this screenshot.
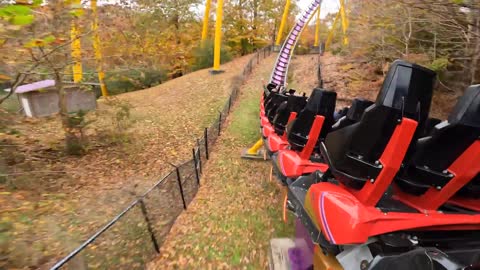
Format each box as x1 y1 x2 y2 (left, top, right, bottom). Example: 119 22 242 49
266 83 278 91
306 88 337 114
287 94 304 103
448 85 480 128
375 60 436 122
346 98 374 121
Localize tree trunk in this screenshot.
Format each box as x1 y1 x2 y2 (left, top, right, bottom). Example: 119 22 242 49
402 7 412 56
470 14 480 84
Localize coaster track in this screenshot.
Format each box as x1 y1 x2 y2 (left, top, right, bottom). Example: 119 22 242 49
270 0 322 87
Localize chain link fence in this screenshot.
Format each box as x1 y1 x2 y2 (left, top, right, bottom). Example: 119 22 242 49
50 46 272 270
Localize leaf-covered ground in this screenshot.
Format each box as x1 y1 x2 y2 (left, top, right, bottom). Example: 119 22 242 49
0 54 259 269
148 55 296 270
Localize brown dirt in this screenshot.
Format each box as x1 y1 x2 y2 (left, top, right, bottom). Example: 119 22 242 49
319 53 455 118
288 54 321 94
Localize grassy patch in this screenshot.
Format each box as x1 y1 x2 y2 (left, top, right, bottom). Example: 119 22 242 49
228 93 261 144
150 56 294 269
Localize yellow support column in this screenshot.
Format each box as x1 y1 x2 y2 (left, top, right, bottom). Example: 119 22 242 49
339 0 349 46
325 11 340 51
305 6 317 26
314 5 321 47
241 138 267 160
91 0 108 96
211 0 223 73
246 139 264 155
201 0 212 42
70 0 82 83
275 0 291 47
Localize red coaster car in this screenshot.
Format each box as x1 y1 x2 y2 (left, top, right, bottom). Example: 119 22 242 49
264 94 307 155
273 60 435 186
287 62 480 269
270 88 337 184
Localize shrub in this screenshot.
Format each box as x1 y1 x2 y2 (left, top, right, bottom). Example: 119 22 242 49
429 58 449 72
191 39 233 71
294 44 311 55
65 110 93 155
97 99 133 145
104 69 167 95
226 36 268 56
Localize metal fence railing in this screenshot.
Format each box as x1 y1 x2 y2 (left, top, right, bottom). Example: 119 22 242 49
49 46 273 270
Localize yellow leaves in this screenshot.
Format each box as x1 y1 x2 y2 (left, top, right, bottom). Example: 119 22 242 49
69 8 84 18
23 35 57 48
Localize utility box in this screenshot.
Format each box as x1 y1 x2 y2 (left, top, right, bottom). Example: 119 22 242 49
15 80 96 117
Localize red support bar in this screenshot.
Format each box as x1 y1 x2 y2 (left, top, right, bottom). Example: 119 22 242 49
282 112 297 140
299 116 325 160
353 118 418 207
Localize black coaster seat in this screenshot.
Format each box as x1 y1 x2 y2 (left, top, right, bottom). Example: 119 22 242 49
263 82 278 98
265 82 278 92
331 98 374 132
457 173 480 198
264 89 296 123
319 60 436 190
285 88 337 152
272 94 308 135
262 83 279 107
334 107 349 122
421 117 442 137
396 85 480 195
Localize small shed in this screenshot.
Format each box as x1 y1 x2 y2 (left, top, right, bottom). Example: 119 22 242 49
15 80 96 117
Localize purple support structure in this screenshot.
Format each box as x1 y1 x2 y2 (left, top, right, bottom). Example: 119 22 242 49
270 0 322 87
288 218 314 270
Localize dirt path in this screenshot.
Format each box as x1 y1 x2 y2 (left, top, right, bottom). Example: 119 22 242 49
148 55 294 269
0 54 260 269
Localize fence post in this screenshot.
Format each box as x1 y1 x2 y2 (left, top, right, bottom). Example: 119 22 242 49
317 64 324 88
228 94 232 112
196 139 203 174
139 199 160 253
192 148 200 185
204 128 209 160
257 52 260 64
218 112 222 136
264 48 266 58
175 167 187 209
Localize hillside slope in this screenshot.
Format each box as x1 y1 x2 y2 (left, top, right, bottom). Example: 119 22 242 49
0 54 260 269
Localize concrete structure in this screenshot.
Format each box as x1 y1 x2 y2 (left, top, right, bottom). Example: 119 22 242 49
15 80 96 117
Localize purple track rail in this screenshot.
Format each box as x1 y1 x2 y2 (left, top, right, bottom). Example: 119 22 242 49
270 0 322 86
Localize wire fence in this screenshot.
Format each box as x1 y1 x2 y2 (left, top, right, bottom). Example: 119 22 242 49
50 46 272 270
